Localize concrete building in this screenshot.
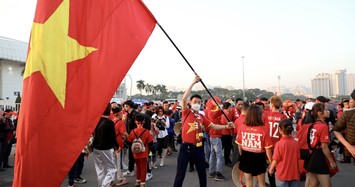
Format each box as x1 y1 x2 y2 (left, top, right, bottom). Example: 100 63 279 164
0 37 27 101
311 73 331 97
332 69 347 96
347 74 355 95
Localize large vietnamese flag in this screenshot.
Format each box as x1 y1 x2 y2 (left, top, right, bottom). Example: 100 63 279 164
13 0 156 186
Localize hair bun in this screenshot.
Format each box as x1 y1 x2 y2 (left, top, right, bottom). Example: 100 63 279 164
286 126 293 134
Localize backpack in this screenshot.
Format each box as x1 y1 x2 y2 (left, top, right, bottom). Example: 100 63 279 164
131 129 147 153
295 123 320 160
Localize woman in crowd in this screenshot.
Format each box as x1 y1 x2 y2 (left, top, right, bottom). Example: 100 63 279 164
236 105 273 187
151 106 169 167
304 103 337 187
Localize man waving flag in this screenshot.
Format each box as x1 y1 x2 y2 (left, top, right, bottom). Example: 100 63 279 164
14 0 156 186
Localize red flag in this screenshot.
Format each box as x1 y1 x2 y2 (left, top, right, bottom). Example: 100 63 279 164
14 0 156 186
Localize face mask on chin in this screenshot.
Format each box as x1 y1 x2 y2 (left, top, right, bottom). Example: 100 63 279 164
191 103 201 111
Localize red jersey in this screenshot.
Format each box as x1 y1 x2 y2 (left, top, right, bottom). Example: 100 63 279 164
263 111 287 146
206 107 222 138
113 119 126 150
236 125 273 153
296 114 306 131
181 109 212 146
221 109 236 135
233 114 245 135
273 136 300 181
309 121 330 148
234 108 241 119
128 127 153 159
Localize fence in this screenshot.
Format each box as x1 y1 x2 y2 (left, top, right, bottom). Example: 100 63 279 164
0 100 20 112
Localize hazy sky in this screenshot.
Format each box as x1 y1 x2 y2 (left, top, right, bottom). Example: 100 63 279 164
1 0 355 94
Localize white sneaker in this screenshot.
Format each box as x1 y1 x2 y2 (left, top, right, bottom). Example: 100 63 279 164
123 171 135 177
150 162 158 169
159 160 165 167
146 173 153 181
122 163 128 170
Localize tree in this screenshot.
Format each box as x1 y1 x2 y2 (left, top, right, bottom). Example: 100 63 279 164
145 83 153 96
136 80 145 97
160 84 167 95
154 84 161 95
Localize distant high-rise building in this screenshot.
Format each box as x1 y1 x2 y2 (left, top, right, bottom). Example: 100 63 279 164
311 73 331 97
114 81 127 99
332 69 347 96
347 74 355 95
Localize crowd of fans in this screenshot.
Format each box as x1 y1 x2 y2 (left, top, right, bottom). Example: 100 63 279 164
1 75 354 187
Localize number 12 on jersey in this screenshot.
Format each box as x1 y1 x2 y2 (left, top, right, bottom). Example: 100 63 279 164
269 122 279 138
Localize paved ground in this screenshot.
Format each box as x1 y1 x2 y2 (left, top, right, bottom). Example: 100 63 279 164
1 144 355 187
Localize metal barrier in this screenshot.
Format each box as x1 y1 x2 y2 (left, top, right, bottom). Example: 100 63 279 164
0 100 20 112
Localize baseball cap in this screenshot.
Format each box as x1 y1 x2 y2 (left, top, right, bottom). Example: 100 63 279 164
305 102 314 110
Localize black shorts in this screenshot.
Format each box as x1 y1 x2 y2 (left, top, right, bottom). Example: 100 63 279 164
157 136 168 149
305 148 330 174
239 150 266 176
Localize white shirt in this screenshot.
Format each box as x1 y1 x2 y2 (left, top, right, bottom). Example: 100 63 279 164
151 114 170 138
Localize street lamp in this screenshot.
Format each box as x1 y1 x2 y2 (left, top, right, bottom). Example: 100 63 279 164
277 75 281 96
242 56 245 101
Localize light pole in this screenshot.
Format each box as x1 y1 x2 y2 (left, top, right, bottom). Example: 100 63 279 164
277 75 281 96
126 74 133 99
242 56 245 101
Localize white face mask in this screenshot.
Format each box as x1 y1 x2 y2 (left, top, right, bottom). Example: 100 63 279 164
191 103 201 111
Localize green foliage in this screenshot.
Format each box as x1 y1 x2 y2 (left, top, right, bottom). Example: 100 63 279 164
133 81 308 102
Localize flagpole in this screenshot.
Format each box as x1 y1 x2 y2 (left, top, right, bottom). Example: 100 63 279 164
157 23 231 122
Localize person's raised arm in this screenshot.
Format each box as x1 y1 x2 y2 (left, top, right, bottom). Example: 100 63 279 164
181 75 201 111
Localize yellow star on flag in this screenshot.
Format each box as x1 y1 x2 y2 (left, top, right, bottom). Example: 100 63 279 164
24 0 97 108
186 122 196 134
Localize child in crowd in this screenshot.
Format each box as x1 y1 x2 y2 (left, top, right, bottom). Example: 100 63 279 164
269 119 300 187
127 114 154 187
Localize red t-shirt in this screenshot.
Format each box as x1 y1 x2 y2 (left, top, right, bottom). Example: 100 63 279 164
235 108 241 119
207 109 223 138
182 109 212 145
233 114 245 135
128 127 153 159
113 119 126 150
273 136 300 181
236 125 273 153
309 121 330 148
221 109 236 135
263 111 287 147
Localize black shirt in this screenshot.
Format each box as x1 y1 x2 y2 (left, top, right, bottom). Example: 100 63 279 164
93 117 119 150
126 110 151 133
0 118 13 140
